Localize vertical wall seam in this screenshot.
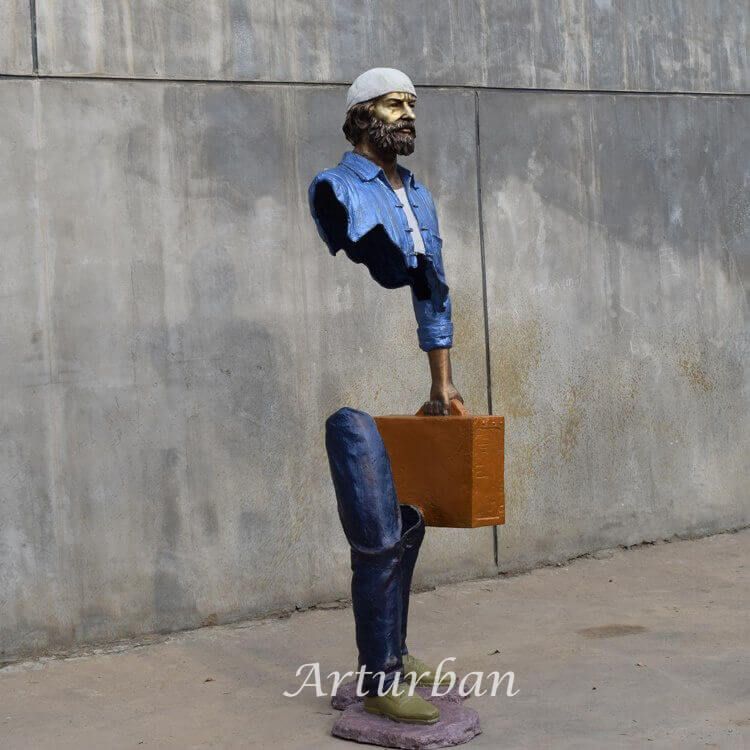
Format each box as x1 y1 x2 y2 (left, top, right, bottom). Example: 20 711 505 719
473 90 499 569
473 90 492 415
29 0 39 73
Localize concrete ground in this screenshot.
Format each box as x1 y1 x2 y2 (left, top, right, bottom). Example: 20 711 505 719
1 530 748 750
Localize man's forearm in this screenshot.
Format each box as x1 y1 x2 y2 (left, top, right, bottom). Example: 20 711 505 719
427 347 453 389
421 347 463 415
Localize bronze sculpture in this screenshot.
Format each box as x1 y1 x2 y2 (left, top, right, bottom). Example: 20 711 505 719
309 68 462 725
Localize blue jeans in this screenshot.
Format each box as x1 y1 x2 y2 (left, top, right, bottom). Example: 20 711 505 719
325 407 426 696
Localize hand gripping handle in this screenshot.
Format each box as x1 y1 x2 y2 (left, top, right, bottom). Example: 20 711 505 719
415 398 467 416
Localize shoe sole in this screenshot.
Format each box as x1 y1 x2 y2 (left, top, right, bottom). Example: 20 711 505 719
363 705 439 725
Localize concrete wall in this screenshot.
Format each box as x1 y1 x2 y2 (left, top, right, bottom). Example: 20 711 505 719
34 1 750 92
0 0 31 73
1 2 748 661
481 90 750 567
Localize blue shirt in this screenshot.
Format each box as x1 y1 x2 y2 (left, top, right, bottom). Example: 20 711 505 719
308 151 453 352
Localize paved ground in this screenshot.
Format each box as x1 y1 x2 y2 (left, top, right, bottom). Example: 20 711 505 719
1 529 748 749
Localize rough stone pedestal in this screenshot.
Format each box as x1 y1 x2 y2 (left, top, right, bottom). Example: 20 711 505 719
331 695 481 749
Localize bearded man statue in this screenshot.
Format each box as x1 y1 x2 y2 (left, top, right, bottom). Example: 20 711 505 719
308 68 461 725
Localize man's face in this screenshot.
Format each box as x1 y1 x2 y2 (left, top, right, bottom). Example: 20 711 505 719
367 91 417 156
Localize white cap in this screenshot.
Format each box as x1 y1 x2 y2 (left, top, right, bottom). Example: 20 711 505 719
346 67 416 112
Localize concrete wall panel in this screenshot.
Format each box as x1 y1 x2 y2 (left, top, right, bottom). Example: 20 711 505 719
35 1 750 93
0 0 32 74
0 79 492 658
0 82 56 661
478 90 750 570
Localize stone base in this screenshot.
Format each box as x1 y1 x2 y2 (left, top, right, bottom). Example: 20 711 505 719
331 678 466 711
331 696 481 749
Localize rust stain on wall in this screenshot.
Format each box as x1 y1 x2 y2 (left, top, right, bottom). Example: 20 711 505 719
493 319 544 418
677 357 715 392
560 384 583 459
506 438 542 513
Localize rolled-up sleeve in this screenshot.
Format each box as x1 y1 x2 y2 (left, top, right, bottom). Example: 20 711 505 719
411 290 454 351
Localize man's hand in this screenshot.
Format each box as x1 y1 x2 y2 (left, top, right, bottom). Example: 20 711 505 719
422 381 463 416
421 348 464 416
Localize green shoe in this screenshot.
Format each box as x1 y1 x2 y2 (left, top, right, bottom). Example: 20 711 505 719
402 653 453 687
363 685 439 725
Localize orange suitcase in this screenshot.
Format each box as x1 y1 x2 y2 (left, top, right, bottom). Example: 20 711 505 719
374 400 505 528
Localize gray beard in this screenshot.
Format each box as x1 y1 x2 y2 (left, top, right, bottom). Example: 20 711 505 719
368 117 416 156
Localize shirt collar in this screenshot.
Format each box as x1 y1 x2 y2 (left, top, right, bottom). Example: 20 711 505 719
341 151 418 189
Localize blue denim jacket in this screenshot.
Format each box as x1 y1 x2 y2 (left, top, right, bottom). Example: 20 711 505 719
308 151 453 352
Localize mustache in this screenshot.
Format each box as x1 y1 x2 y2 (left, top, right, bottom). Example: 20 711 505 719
383 119 416 135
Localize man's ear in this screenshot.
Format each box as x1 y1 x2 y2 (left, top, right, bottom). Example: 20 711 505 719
356 102 375 127
351 108 373 146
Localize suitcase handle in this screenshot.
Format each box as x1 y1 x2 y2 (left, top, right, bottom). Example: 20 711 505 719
415 398 467 416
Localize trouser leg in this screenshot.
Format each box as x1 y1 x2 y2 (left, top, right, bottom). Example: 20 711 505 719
325 407 403 696
398 504 425 656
